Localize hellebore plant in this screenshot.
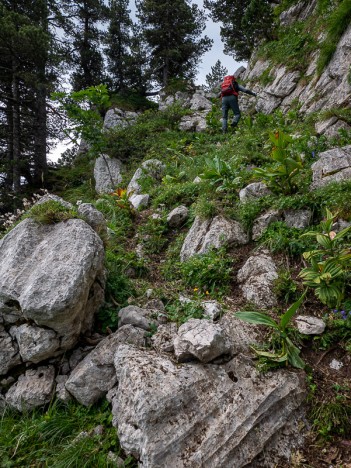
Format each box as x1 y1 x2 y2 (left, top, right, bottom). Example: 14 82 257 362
236 291 307 369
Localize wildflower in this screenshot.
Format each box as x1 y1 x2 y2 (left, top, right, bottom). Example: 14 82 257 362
329 231 336 240
193 288 198 292
205 291 209 295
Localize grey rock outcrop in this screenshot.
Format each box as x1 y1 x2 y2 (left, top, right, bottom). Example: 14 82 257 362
295 316 326 335
129 193 150 210
5 366 55 411
167 205 189 227
283 209 312 229
252 210 281 240
127 159 165 196
118 305 159 331
34 194 74 210
174 319 231 363
94 155 123 194
180 215 248 262
151 323 178 353
110 344 306 467
0 218 105 356
237 252 278 308
0 326 21 375
66 325 145 406
77 203 107 237
103 108 138 130
201 300 222 321
311 145 351 189
239 182 272 202
10 324 60 364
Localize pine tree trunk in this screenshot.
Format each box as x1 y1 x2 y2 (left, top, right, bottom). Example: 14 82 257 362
33 82 47 187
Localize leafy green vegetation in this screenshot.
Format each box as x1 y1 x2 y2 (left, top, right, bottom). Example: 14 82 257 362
0 400 136 468
236 292 307 369
28 200 79 225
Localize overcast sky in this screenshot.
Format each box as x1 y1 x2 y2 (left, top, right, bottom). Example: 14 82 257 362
129 0 246 85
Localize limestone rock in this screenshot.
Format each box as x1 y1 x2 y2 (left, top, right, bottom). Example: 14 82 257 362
239 182 272 202
129 194 149 210
0 218 105 351
324 120 351 139
77 203 107 237
237 252 278 309
167 205 189 227
151 323 178 353
295 316 326 335
219 314 260 355
315 117 338 135
118 306 158 331
311 145 351 189
127 159 165 196
256 93 282 115
201 300 222 321
94 155 123 194
56 375 72 403
66 325 145 406
266 67 300 98
110 344 306 467
10 324 60 364
243 59 271 81
6 366 55 411
283 209 312 229
252 210 281 240
174 319 231 363
103 108 138 130
189 92 212 111
34 194 73 210
179 112 209 132
0 326 21 376
180 215 248 262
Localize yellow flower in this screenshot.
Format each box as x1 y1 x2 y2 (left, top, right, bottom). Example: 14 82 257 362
193 288 198 292
205 291 209 295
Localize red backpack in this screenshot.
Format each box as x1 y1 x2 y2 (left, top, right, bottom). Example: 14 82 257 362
221 75 239 97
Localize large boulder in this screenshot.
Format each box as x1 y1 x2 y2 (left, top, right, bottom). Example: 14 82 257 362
94 155 123 194
0 217 105 369
180 215 248 262
103 108 138 130
311 145 351 189
173 319 231 363
0 326 21 375
5 366 55 412
77 203 107 237
239 182 272 202
110 344 306 467
127 159 166 196
237 251 278 309
66 325 146 406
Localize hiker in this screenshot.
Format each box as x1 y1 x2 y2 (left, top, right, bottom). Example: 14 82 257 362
219 75 257 133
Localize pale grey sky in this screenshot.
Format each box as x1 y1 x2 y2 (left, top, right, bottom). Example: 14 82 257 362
129 0 246 85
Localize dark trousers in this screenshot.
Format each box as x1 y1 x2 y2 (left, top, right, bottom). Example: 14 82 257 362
221 95 241 132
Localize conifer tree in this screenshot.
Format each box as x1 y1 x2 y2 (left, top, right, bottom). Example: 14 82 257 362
204 0 275 61
105 0 133 92
62 0 107 91
136 0 212 87
205 60 228 91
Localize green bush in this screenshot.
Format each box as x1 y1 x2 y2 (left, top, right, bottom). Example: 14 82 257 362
166 300 205 325
29 200 78 225
180 248 233 296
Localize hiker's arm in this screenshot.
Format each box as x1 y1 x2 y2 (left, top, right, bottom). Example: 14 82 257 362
237 84 257 96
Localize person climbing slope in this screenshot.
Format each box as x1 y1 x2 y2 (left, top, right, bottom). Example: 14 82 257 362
219 75 257 133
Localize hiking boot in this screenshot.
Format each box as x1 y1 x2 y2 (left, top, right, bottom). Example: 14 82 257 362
231 121 238 128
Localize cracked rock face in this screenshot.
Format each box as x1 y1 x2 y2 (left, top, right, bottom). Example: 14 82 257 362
110 344 306 468
0 217 105 373
311 145 351 189
237 252 278 309
66 325 146 406
94 155 123 194
180 215 248 262
5 366 56 412
173 319 231 363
